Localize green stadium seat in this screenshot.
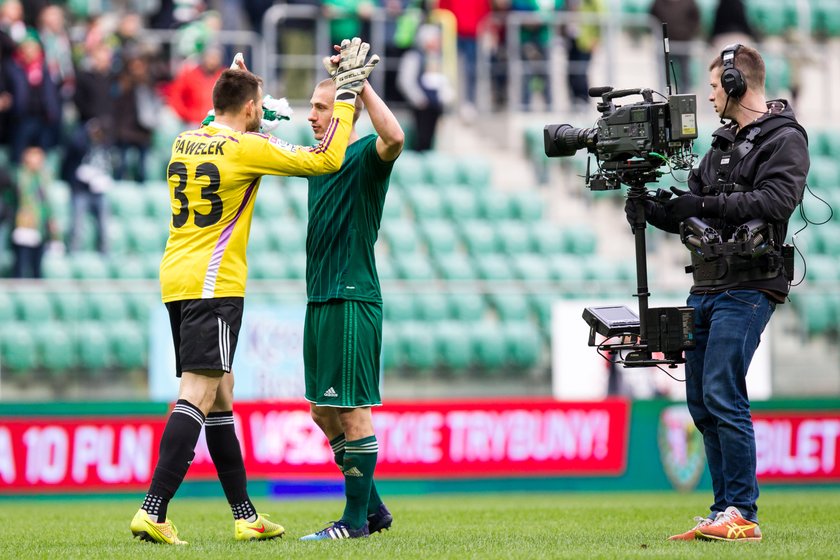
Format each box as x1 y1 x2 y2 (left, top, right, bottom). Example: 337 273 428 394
50 291 88 321
447 292 486 321
383 222 420 253
284 182 309 220
283 253 307 280
434 253 477 280
423 152 461 185
488 292 532 322
126 292 158 322
407 187 445 220
551 254 588 282
381 325 401 370
528 292 558 329
746 0 794 36
71 252 110 279
503 321 542 369
470 322 506 371
814 0 840 37
434 321 473 371
419 219 459 255
459 220 496 255
816 223 840 255
0 292 14 322
375 252 399 280
271 220 306 254
510 193 544 221
563 228 597 254
107 182 142 219
816 129 840 158
14 291 53 322
496 221 531 255
110 256 148 279
144 183 172 221
110 321 147 369
255 182 289 219
75 321 113 371
474 253 516 280
480 193 516 221
105 221 130 254
382 189 406 220
806 255 840 282
398 321 436 371
384 295 415 322
458 158 492 189
88 292 131 322
42 254 73 279
808 157 838 190
621 0 653 14
413 292 450 321
442 187 481 222
127 218 168 254
792 293 837 335
529 224 566 254
763 53 792 97
247 218 274 255
392 152 426 187
0 323 38 371
512 253 554 281
35 322 76 373
395 252 437 280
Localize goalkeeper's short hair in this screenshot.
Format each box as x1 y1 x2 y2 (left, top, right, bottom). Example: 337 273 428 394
214 69 262 115
315 78 364 121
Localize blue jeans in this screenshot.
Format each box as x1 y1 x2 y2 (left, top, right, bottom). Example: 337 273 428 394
685 290 775 523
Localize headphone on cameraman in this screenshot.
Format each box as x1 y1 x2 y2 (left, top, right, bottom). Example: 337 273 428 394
720 43 747 98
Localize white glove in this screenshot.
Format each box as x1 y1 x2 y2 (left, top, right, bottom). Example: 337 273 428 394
230 52 245 69
329 37 380 99
261 94 292 133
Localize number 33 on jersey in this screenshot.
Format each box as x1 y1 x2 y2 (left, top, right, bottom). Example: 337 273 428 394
159 102 355 303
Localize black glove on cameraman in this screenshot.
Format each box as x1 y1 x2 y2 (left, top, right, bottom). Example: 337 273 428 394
624 196 668 230
664 186 723 221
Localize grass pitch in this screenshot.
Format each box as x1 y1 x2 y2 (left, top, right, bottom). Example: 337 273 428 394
2 490 839 559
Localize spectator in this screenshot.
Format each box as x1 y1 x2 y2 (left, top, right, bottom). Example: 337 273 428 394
650 0 701 92
61 118 112 253
2 31 61 162
36 3 74 100
114 53 160 183
73 41 116 128
437 0 492 118
564 0 605 109
278 0 321 100
323 0 375 48
0 0 26 52
511 0 555 111
10 145 59 278
0 166 14 275
710 0 754 51
168 43 224 126
397 23 454 151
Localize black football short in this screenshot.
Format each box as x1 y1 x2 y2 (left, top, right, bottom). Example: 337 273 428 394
165 297 244 376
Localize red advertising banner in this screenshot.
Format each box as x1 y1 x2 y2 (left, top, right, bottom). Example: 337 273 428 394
754 411 840 482
0 399 629 491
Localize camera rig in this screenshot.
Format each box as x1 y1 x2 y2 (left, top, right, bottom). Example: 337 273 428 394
543 24 698 369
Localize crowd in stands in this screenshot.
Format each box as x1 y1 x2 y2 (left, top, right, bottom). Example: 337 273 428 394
0 0 820 279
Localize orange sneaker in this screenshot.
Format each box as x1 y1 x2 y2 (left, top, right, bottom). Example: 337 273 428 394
668 515 714 541
695 506 762 541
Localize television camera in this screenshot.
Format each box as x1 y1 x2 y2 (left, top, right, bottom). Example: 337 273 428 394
544 24 699 369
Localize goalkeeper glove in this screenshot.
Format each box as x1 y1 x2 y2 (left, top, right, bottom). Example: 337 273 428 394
327 37 380 102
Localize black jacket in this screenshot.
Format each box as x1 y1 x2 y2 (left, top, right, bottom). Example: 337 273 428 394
648 100 809 297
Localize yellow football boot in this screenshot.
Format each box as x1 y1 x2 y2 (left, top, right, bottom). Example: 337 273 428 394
130 509 188 545
234 513 285 541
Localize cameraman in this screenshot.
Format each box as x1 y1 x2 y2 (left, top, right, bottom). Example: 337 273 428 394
627 44 808 541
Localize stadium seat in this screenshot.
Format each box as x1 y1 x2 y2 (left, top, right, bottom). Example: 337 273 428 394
398 321 437 371
284 253 307 280
88 292 131 322
423 152 461 185
563 227 598 254
510 193 544 221
0 292 14 322
529 224 566 254
503 321 542 369
381 325 401 370
255 182 289 220
127 218 168 254
458 157 492 189
407 187 446 220
419 219 459 255
792 293 837 335
434 253 477 280
144 183 173 221
447 292 487 321
459 220 497 255
474 253 516 281
107 182 140 219
382 188 406 220
551 254 588 282
808 157 839 190
813 0 840 37
14 291 53 322
511 253 554 281
71 252 111 279
480 193 516 221
248 218 274 255
375 252 399 281
284 181 309 220
384 295 415 322
806 255 840 282
442 187 481 222
528 292 559 329
816 223 840 255
42 254 73 279
470 322 506 371
488 292 532 322
413 292 450 321
126 292 158 322
50 291 88 321
0 323 38 371
271 220 307 254
383 221 420 253
110 321 147 370
395 252 437 280
391 152 426 187
434 321 473 371
75 321 113 371
248 258 283 281
496 221 532 255
35 322 76 373
746 0 794 36
105 221 130 254
110 256 148 279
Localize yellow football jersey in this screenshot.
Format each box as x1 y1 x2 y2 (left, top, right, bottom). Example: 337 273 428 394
159 101 354 302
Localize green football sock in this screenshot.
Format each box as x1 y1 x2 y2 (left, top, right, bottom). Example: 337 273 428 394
340 435 379 530
330 434 383 515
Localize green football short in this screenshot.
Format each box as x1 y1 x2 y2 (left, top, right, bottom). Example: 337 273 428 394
304 299 383 408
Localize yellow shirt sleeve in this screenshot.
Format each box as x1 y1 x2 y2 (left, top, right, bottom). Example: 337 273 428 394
236 101 355 177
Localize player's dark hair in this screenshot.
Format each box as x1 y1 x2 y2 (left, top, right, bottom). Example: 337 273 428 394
709 44 765 92
213 69 262 115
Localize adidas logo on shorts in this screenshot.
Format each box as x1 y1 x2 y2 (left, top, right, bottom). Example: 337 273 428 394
323 387 338 398
343 467 364 477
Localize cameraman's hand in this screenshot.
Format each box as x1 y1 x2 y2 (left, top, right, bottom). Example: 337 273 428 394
624 197 660 229
664 186 703 221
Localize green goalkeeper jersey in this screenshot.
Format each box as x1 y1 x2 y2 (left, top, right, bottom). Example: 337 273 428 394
305 134 395 303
